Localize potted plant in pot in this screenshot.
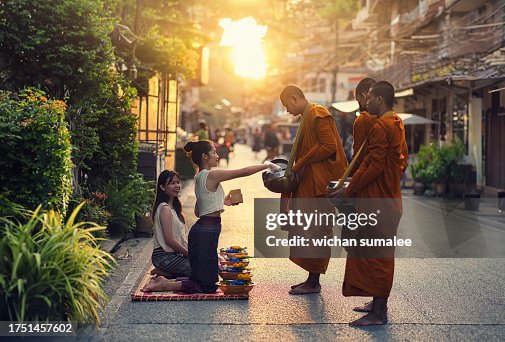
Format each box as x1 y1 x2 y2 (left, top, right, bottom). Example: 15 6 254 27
426 154 447 196
425 139 465 197
410 144 435 196
410 163 428 195
446 139 467 198
448 163 469 198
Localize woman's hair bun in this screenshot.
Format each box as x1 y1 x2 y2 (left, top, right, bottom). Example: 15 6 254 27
183 141 195 156
183 141 195 152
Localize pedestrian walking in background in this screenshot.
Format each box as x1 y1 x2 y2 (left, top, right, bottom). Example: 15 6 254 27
194 122 209 141
252 128 262 159
262 125 279 163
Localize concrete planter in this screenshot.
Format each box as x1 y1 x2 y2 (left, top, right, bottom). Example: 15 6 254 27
135 214 153 237
463 192 481 211
413 181 426 196
434 183 446 196
498 191 505 213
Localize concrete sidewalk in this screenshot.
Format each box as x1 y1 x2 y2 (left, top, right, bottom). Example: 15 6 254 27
80 144 505 341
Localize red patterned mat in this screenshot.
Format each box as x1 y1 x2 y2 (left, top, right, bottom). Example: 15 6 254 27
130 267 249 301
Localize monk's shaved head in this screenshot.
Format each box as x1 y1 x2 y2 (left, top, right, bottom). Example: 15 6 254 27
279 85 308 116
370 81 395 108
355 78 376 99
280 85 306 101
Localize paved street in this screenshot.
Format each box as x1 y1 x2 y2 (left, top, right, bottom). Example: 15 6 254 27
80 144 505 341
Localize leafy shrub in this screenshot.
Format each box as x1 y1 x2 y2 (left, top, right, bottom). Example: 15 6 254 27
102 174 154 235
0 89 73 217
410 139 465 184
0 195 25 220
0 204 114 324
77 79 139 190
68 190 112 239
410 144 435 183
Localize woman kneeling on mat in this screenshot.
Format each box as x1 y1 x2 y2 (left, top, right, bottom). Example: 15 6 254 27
142 170 190 292
143 140 280 293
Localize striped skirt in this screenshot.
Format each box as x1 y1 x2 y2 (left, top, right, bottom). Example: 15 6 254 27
152 247 191 278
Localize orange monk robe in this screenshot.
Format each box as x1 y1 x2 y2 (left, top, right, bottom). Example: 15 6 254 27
350 111 376 176
288 103 348 274
342 112 407 298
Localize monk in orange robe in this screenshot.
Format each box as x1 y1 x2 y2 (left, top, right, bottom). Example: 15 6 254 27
341 78 376 307
350 78 376 175
335 81 408 325
279 85 347 295
352 80 408 176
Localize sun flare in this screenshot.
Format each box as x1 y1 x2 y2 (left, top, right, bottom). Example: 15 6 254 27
219 17 268 79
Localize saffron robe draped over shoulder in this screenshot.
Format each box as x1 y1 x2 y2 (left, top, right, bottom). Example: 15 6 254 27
288 103 347 274
351 111 376 175
342 112 408 298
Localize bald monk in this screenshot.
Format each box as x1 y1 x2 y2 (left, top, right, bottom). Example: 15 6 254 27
332 81 408 325
279 85 347 295
342 78 376 311
350 78 409 314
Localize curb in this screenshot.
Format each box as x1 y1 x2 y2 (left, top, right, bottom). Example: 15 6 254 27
101 235 124 254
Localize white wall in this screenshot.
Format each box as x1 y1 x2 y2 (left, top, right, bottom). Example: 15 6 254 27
469 96 482 186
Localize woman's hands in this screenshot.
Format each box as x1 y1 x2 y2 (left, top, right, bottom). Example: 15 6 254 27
328 187 345 207
264 161 282 173
224 193 239 206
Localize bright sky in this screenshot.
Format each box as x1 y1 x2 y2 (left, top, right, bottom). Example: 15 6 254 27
219 17 268 79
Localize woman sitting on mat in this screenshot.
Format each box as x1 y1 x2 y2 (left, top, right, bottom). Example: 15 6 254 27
142 140 280 293
143 170 191 289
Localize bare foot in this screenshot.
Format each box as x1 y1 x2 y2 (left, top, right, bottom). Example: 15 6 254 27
288 283 321 295
150 268 172 278
141 276 166 292
141 276 179 292
290 282 305 289
349 311 388 326
353 301 373 312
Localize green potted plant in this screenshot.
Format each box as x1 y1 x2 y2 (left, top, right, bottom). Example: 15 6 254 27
427 139 465 196
426 153 447 195
410 144 435 195
410 139 465 197
448 163 469 198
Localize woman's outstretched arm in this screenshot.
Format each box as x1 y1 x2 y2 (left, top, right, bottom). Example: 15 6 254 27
206 162 280 190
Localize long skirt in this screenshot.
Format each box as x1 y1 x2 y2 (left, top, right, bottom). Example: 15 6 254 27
181 216 221 293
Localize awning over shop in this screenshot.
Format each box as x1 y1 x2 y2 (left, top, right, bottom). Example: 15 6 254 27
331 101 359 113
397 113 438 125
332 89 414 112
395 88 414 97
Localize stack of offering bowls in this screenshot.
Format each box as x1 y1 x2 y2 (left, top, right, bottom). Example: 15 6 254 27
218 246 254 295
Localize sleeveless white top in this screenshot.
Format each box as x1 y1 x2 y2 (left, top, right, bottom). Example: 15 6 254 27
153 202 188 252
195 169 225 216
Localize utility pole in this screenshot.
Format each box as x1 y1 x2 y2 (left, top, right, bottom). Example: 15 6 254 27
331 19 340 104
